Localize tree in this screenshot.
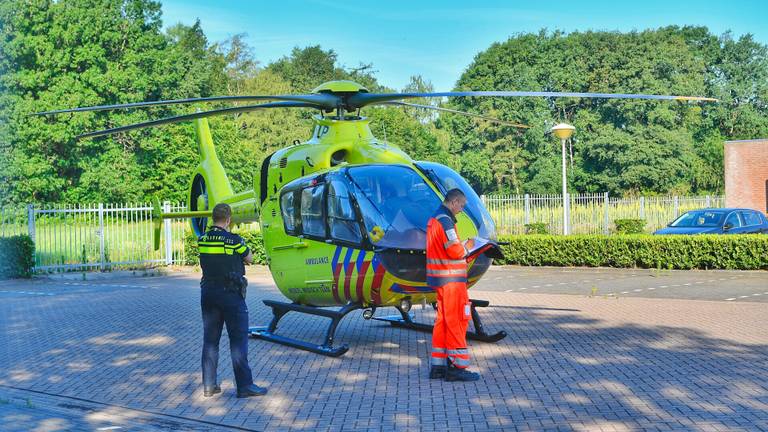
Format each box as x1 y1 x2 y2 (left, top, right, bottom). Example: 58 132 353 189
443 27 767 196
0 0 230 204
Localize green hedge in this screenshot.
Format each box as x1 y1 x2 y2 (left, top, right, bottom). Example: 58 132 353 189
496 234 768 270
182 231 767 270
184 229 267 266
0 235 35 278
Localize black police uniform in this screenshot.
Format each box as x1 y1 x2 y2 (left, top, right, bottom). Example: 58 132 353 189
199 225 254 392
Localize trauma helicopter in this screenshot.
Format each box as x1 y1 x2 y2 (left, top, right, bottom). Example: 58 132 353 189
38 80 715 356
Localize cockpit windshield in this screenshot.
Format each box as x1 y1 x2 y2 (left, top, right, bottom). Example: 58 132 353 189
346 165 441 249
415 161 497 240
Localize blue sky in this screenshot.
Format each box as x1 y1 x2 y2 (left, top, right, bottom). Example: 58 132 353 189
161 0 768 91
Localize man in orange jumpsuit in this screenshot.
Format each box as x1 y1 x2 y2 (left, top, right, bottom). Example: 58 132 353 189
427 188 480 382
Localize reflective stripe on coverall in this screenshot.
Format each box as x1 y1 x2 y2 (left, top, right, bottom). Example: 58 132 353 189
427 205 472 369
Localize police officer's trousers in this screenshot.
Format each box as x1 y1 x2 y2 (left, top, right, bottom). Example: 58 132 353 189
201 287 253 390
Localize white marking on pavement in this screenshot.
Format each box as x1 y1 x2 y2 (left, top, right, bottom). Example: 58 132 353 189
0 290 54 296
633 289 643 292
648 287 656 290
739 295 749 299
621 291 630 294
725 298 736 301
660 285 668 288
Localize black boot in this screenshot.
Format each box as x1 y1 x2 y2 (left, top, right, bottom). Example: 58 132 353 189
446 365 480 382
237 384 268 398
203 385 221 397
429 366 446 379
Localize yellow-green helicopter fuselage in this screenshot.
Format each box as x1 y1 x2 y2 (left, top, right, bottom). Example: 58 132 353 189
166 120 496 310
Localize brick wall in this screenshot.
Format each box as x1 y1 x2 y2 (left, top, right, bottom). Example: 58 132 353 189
724 139 768 213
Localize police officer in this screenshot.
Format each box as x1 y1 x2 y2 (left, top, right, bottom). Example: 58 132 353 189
199 203 267 397
426 189 480 382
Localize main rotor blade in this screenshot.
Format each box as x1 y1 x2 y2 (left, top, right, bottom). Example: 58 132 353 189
349 91 718 109
381 101 529 128
38 94 338 116
77 101 319 139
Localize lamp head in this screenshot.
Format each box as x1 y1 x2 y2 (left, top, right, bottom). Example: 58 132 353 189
551 123 575 140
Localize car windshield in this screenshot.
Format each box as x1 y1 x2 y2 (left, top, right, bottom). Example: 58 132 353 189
415 161 497 240
669 210 726 228
346 165 442 249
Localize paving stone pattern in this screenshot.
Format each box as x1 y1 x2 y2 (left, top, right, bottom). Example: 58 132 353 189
0 268 767 431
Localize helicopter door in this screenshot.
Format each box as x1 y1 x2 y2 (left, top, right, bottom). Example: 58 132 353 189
270 188 305 294
296 183 335 300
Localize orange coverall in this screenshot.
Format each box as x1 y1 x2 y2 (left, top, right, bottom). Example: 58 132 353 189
427 204 471 369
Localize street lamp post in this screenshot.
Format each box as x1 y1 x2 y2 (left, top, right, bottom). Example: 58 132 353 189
551 123 575 235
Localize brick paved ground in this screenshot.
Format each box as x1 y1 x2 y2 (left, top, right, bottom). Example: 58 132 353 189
1 267 767 431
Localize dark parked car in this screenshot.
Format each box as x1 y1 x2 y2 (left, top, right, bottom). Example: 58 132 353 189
654 208 768 235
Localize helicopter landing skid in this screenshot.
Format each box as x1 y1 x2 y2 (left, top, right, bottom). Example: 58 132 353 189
373 299 507 343
249 300 361 357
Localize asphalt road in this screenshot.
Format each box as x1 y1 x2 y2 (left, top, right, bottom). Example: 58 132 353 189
473 266 768 302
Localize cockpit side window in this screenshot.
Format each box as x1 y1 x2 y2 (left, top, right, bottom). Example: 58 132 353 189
301 184 326 238
327 180 362 244
280 191 298 234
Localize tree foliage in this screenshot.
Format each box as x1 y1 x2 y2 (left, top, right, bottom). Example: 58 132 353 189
0 2 765 206
443 28 768 195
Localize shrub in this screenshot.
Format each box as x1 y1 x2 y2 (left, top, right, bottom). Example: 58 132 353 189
184 229 266 266
0 235 35 278
614 219 646 234
495 234 768 270
524 223 549 234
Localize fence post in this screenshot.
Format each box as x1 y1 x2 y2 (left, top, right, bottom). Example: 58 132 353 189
603 192 609 234
673 196 679 219
524 194 530 226
164 201 173 265
27 204 35 243
705 195 711 208
98 203 105 271
639 196 645 219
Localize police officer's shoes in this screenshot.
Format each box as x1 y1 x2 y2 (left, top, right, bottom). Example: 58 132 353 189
429 366 447 379
203 385 221 397
237 384 268 398
446 366 480 382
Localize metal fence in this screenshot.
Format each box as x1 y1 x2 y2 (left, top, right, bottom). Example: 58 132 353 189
0 194 723 273
483 193 725 235
0 202 190 273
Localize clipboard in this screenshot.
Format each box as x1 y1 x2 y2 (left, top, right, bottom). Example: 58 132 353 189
463 237 504 261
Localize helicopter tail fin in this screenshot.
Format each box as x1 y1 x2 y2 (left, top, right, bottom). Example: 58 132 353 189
151 195 213 251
